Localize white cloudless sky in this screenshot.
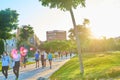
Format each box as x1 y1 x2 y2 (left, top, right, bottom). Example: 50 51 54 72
0 0 120 41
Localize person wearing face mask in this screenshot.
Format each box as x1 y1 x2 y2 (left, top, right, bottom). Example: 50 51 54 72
1 51 10 80
11 49 21 80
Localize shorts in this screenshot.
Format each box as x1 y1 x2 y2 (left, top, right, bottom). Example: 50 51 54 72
35 59 39 62
44 59 46 61
49 59 52 61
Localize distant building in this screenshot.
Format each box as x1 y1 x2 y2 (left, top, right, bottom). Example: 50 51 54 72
29 34 40 48
4 37 17 53
46 30 66 41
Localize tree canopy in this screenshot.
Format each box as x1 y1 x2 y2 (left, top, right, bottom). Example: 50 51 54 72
17 25 34 48
40 40 71 52
39 0 85 11
19 25 34 41
0 8 19 40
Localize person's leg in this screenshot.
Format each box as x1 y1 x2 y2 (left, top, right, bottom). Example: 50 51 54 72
2 66 6 78
37 60 39 67
16 61 20 80
23 57 26 68
49 60 52 69
13 67 17 77
44 59 46 67
4 66 9 79
35 60 37 68
41 60 44 68
16 67 19 79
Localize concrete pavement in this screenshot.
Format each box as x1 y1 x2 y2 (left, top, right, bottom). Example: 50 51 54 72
0 55 73 80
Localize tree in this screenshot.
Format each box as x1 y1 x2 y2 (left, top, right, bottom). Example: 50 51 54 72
69 19 91 52
0 8 19 39
17 25 34 48
0 39 4 55
0 8 19 52
39 0 85 74
40 40 71 53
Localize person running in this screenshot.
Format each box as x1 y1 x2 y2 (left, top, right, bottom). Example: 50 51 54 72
11 49 21 80
1 51 10 80
48 52 52 69
34 50 40 68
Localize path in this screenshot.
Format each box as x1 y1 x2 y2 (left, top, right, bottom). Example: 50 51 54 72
0 55 73 80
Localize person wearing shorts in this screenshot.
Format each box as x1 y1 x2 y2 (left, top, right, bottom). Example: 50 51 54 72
48 52 52 69
34 50 40 68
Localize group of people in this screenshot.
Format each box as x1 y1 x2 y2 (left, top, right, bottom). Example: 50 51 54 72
34 50 53 69
1 49 73 80
1 50 20 80
1 49 52 80
1 46 27 80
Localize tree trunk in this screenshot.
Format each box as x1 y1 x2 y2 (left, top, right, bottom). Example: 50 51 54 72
4 39 7 52
69 8 84 74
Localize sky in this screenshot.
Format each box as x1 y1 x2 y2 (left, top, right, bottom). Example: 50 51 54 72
0 0 120 41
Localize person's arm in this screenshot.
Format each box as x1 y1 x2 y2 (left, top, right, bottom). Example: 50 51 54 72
8 56 10 63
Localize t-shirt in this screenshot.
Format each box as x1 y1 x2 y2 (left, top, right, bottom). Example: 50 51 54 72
1 55 10 66
34 52 39 60
48 53 52 60
43 52 47 59
41 55 44 60
13 54 21 62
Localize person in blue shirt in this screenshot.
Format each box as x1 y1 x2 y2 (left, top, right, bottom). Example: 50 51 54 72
34 50 40 68
47 52 52 69
1 51 10 80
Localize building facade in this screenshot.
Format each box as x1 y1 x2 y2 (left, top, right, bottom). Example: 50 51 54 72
4 37 17 53
46 30 66 41
29 34 40 48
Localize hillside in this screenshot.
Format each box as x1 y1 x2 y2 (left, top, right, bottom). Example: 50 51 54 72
50 51 120 80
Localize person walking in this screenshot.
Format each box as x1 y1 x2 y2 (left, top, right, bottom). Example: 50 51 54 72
1 51 10 80
41 51 44 69
34 50 40 68
48 52 52 69
20 46 27 68
11 49 21 80
54 51 58 60
43 51 47 67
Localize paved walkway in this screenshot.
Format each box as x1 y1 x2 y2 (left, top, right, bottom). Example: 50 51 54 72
0 56 72 80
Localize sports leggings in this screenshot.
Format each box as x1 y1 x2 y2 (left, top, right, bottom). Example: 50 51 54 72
13 61 20 78
2 66 9 78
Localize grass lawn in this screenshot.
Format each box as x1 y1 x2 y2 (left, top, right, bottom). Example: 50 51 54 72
50 51 120 80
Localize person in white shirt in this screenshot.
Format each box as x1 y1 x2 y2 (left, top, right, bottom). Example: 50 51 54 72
11 49 21 80
43 51 47 67
54 51 58 60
